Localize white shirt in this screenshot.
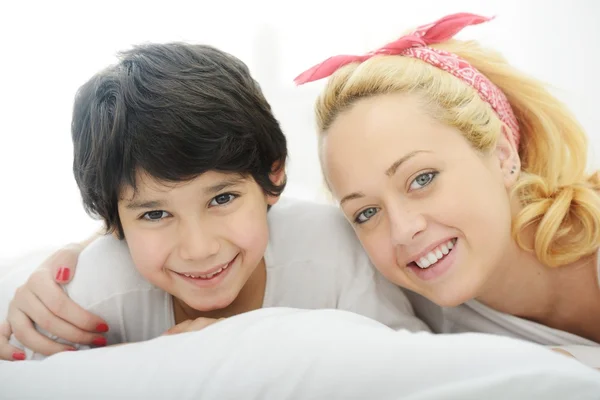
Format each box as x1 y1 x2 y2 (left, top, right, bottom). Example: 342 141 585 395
9 197 429 359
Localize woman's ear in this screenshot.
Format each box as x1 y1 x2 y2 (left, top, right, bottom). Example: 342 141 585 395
266 161 286 206
495 134 520 188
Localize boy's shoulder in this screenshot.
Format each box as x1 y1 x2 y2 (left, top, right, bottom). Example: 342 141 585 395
266 196 365 264
268 196 353 236
67 235 157 305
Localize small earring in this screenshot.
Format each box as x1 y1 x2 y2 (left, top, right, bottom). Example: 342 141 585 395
510 165 517 174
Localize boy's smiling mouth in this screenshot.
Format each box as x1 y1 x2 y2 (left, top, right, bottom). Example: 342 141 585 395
174 254 238 282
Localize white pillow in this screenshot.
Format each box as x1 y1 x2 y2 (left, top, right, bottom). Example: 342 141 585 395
1 308 599 399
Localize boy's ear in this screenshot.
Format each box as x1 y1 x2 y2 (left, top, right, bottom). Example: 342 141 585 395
270 161 286 185
266 161 286 206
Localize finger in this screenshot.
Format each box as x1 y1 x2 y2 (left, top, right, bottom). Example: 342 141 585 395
43 245 82 285
0 321 26 361
53 265 72 284
166 318 220 335
10 309 75 356
27 270 108 333
164 320 192 335
0 320 11 338
10 288 104 346
189 318 220 331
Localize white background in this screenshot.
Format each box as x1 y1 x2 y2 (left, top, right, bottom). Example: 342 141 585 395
0 0 598 265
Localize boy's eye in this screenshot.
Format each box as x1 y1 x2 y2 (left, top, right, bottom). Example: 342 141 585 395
210 193 236 207
142 210 169 221
355 207 379 224
409 172 438 191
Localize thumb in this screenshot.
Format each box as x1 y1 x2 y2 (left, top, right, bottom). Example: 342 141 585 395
49 244 84 284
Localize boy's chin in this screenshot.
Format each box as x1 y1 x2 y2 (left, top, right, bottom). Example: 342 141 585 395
183 291 239 314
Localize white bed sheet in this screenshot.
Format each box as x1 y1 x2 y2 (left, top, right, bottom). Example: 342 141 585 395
1 307 599 399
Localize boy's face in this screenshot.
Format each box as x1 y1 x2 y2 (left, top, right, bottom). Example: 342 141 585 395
117 170 280 313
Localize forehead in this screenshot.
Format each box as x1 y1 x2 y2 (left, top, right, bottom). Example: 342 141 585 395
324 94 436 158
321 93 464 193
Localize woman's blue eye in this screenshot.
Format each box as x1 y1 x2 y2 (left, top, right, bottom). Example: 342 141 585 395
409 172 437 191
142 210 169 221
210 193 236 206
355 207 378 224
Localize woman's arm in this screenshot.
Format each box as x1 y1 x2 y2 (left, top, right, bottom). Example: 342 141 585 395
0 230 108 360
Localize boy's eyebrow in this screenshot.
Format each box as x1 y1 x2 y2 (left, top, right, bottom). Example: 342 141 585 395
203 177 246 195
124 200 165 210
124 177 246 210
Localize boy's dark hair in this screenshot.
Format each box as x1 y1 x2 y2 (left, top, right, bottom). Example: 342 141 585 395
72 43 287 238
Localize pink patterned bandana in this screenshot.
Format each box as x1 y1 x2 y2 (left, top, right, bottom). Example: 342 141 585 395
294 12 520 148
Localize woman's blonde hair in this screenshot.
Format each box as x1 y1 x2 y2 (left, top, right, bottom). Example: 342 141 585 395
315 39 600 267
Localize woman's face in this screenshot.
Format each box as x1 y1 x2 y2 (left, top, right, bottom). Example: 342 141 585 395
322 93 517 306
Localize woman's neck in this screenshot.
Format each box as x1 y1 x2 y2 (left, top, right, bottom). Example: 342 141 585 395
476 240 599 334
173 258 267 323
476 241 556 322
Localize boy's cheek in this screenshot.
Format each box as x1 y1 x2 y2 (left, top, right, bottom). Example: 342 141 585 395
126 230 172 274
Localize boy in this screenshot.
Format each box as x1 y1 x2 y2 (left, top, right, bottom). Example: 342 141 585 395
3 42 428 359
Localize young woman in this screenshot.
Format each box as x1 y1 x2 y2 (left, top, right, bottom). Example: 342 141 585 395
297 12 600 365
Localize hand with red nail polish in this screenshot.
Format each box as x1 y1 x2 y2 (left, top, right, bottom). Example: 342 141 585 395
0 321 28 361
92 337 107 347
0 234 110 360
55 266 71 283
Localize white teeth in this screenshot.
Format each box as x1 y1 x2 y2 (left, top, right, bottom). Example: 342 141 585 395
418 258 430 268
202 267 223 279
181 262 230 280
414 239 456 269
427 253 437 264
441 244 449 255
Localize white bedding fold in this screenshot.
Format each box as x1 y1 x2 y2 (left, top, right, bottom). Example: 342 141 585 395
1 307 599 399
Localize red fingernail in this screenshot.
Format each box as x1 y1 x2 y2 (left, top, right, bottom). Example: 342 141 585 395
66 347 77 351
12 352 26 361
92 337 107 346
96 323 109 333
55 267 71 282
